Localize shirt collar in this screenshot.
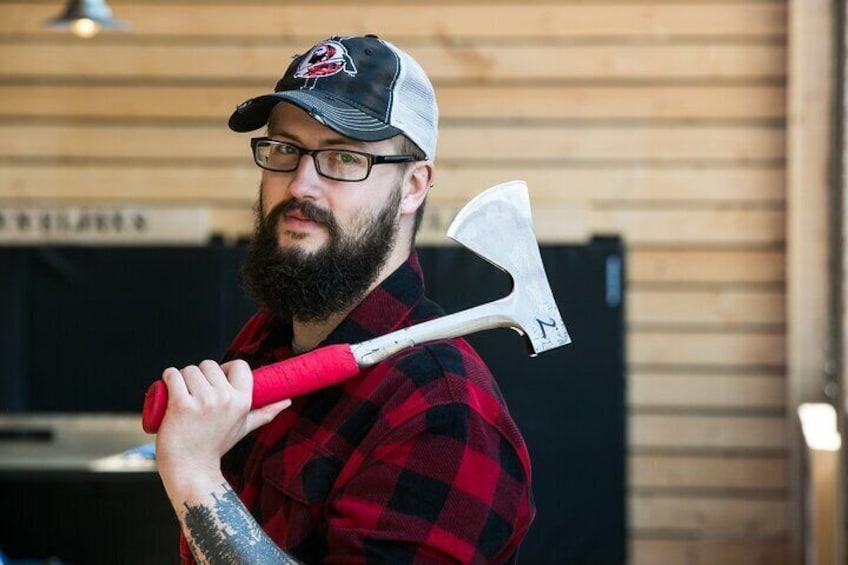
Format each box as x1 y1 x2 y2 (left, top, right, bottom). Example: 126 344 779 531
324 250 425 346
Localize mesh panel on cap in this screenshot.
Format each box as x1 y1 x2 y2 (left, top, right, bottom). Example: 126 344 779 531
383 40 438 160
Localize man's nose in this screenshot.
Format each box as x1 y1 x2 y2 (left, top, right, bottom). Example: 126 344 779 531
287 153 324 200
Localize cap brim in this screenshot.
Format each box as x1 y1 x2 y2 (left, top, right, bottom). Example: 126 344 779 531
228 91 402 142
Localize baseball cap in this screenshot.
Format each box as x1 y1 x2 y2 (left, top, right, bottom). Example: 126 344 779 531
228 34 439 160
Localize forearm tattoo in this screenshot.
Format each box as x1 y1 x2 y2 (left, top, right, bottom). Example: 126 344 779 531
182 484 300 565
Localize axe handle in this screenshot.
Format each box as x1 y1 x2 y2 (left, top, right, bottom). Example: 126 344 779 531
141 343 359 434
350 299 519 366
143 298 534 434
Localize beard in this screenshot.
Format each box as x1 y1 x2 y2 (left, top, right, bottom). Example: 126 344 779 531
241 187 402 324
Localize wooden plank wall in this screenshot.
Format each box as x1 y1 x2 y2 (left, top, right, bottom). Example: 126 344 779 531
0 1 789 563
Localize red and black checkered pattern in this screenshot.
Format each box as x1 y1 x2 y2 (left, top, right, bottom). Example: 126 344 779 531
179 252 535 564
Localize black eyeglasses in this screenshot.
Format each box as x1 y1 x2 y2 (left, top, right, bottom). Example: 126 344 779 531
251 137 421 182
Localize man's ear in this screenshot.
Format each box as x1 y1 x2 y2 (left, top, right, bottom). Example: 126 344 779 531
400 162 434 217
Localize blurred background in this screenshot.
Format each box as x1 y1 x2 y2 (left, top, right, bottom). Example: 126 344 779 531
0 1 843 564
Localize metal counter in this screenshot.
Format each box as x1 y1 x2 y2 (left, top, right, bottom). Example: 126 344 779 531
0 413 156 472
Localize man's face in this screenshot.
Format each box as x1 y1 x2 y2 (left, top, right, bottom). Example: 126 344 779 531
241 102 407 323
258 102 407 256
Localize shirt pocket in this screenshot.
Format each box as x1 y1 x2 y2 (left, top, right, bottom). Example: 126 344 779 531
261 431 342 507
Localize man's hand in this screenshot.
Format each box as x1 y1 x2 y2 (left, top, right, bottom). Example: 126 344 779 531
155 359 291 495
153 359 296 564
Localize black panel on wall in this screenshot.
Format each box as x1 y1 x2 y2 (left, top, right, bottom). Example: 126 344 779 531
0 242 248 412
418 236 626 565
0 247 28 411
0 471 179 565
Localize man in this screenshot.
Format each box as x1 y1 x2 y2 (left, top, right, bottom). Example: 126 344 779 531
155 34 535 564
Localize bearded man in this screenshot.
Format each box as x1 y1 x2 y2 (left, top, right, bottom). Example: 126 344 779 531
154 34 535 565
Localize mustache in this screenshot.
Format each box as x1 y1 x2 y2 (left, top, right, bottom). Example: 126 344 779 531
263 198 337 232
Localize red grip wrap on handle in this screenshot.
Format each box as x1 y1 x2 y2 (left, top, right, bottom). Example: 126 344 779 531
141 343 360 434
251 343 359 406
142 380 168 434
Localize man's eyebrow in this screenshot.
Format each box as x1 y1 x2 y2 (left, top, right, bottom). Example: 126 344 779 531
266 127 365 149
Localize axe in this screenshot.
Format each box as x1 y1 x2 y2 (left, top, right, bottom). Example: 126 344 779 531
142 180 570 434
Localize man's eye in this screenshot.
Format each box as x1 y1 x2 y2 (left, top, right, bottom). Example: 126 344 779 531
335 152 363 165
278 144 298 155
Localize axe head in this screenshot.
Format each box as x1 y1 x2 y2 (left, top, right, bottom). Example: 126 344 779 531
446 180 571 355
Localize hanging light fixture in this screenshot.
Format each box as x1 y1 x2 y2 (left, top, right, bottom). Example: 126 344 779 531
45 0 128 39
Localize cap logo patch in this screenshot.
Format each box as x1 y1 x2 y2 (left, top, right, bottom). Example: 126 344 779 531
294 40 357 87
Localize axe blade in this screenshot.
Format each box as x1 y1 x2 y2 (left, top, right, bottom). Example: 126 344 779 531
446 180 571 354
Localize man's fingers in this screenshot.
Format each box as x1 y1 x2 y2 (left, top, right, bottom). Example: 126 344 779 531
179 364 211 396
161 367 189 400
198 359 228 388
222 359 254 393
245 398 292 433
162 359 260 429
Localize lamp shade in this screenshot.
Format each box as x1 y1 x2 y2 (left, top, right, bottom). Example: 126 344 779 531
46 0 128 38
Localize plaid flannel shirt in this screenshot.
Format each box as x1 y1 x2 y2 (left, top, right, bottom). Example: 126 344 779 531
179 252 535 564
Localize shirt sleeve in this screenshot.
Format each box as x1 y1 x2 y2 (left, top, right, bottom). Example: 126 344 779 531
323 397 535 565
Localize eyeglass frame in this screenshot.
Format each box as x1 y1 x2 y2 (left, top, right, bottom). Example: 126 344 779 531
250 137 423 182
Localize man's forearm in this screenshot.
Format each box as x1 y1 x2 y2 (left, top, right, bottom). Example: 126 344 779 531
172 478 299 565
